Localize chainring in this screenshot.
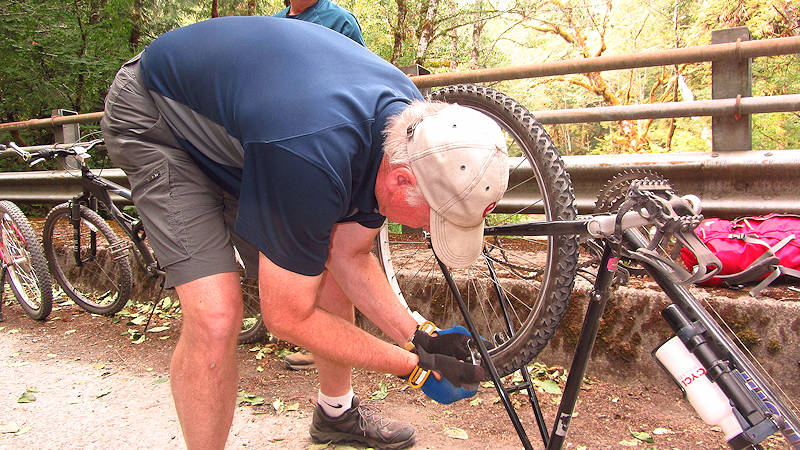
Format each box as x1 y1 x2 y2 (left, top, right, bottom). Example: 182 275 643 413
584 169 672 281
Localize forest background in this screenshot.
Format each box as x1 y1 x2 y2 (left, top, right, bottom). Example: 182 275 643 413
1 0 798 157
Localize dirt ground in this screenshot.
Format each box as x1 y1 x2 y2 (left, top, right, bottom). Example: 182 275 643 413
0 294 793 450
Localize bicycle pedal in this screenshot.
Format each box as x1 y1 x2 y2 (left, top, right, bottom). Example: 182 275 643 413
109 240 131 260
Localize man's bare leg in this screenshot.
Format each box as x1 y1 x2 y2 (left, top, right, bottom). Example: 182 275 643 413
314 271 355 396
309 270 416 448
171 272 243 450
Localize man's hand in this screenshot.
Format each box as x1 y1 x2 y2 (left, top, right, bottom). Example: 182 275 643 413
406 346 483 404
411 345 484 388
411 325 473 361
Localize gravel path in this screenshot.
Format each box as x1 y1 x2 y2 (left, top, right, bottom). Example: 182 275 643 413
0 330 316 450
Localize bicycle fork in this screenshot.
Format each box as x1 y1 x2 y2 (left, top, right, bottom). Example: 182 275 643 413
69 201 91 268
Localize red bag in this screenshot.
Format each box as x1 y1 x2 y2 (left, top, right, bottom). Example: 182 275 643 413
680 214 800 295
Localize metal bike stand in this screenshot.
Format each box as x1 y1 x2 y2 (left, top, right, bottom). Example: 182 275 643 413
435 241 618 450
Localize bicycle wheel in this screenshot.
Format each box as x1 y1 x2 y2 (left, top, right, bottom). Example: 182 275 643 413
376 84 579 376
239 277 267 344
43 202 133 315
0 201 53 320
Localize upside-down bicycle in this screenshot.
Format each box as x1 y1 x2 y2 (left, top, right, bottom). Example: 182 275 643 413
374 84 799 449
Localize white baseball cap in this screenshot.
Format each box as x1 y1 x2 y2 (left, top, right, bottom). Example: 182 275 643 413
407 104 509 268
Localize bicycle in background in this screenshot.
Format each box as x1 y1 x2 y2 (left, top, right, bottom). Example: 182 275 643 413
5 140 263 344
0 196 53 321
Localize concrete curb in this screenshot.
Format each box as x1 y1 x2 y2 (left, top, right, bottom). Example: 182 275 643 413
537 279 800 399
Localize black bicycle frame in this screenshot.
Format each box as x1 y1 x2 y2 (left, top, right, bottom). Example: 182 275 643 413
70 165 162 278
453 218 793 449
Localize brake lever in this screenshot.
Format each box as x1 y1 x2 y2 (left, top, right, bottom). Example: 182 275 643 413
7 142 31 161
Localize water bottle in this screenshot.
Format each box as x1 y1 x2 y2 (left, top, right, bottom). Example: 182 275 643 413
654 336 744 441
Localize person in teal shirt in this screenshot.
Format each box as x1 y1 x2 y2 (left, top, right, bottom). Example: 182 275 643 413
274 0 365 46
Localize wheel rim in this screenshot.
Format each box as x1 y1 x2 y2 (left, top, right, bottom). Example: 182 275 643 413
376 85 577 374
48 212 127 309
2 214 42 311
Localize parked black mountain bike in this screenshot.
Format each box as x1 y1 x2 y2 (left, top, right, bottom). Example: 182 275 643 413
5 140 264 344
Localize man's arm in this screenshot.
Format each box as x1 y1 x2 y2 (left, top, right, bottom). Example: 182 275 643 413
325 221 419 345
258 239 417 376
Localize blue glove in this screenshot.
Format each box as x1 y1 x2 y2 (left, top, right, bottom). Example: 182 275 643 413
411 323 474 361
423 325 482 404
405 322 484 403
421 372 478 404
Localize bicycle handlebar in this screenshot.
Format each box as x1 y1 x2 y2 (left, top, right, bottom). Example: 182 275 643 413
4 139 104 166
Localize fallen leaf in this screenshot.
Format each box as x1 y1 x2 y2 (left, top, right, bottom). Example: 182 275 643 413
146 326 170 333
652 427 674 435
236 391 266 406
371 381 388 400
17 389 36 403
536 379 562 395
285 402 300 411
443 426 468 440
64 329 76 335
630 429 654 443
306 442 332 449
0 423 20 433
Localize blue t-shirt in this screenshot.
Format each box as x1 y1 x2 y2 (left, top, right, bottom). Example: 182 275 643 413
138 16 423 276
273 0 365 46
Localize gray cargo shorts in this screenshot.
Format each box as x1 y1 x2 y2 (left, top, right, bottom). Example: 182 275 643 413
100 54 258 288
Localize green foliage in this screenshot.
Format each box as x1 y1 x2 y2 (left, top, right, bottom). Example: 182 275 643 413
0 0 798 154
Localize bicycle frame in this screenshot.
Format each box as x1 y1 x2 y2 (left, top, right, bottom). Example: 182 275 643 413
69 164 163 280
447 191 799 449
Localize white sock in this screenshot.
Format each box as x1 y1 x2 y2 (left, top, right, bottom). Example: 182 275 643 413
318 389 354 418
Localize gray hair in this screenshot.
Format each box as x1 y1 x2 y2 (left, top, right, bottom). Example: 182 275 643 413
382 100 450 165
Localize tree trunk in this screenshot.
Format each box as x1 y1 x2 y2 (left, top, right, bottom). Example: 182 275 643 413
415 0 439 65
129 0 143 50
471 20 485 69
449 31 459 71
390 0 408 64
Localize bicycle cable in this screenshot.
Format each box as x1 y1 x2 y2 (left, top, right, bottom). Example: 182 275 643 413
701 296 800 417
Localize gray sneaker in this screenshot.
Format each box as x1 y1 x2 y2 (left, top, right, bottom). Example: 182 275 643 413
309 396 416 449
283 349 315 370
